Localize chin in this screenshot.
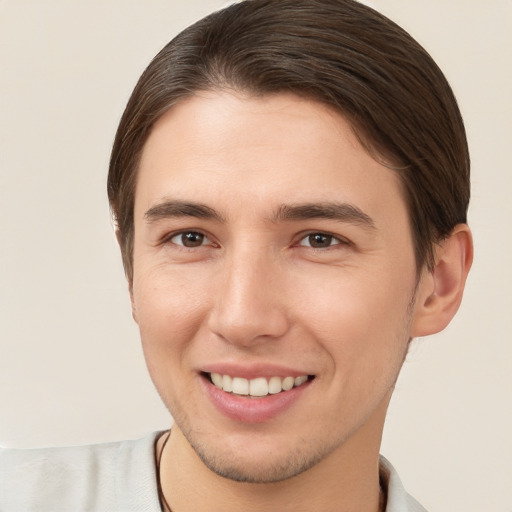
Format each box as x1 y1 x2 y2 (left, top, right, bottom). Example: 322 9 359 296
198 450 322 484
187 431 329 484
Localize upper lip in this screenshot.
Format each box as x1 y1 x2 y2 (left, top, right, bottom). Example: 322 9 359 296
200 363 314 380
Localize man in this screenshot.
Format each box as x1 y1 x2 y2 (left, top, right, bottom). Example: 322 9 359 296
0 1 472 511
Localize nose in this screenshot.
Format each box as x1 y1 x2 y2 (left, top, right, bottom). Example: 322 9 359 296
207 248 290 347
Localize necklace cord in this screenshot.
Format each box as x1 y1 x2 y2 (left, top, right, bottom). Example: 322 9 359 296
156 431 172 512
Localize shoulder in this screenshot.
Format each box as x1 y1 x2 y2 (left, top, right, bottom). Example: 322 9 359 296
380 456 428 512
0 431 163 512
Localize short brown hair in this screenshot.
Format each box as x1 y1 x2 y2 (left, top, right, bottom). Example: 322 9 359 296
108 0 470 280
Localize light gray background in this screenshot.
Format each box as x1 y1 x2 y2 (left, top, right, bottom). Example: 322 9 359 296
0 1 510 511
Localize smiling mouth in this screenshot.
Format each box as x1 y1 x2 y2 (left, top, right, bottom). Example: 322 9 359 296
205 372 314 397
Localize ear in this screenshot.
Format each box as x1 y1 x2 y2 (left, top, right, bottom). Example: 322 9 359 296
411 224 473 337
116 229 138 324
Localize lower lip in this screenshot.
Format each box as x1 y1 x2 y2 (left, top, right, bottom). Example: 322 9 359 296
201 376 312 423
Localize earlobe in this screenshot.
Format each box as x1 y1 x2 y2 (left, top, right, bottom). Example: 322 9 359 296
411 224 473 337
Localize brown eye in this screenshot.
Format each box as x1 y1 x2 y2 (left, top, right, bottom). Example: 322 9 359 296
308 233 333 248
171 231 207 247
298 232 344 249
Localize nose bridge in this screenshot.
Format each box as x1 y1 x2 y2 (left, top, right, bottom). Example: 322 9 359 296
208 241 288 345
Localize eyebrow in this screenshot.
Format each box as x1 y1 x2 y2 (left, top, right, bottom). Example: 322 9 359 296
144 199 375 230
273 202 376 229
144 200 224 223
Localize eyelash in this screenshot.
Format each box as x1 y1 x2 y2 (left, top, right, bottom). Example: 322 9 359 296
163 230 350 251
166 230 214 248
296 232 350 250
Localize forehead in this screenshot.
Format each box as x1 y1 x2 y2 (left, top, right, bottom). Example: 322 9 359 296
135 91 408 227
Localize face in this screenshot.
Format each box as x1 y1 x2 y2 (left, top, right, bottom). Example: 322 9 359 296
131 91 425 483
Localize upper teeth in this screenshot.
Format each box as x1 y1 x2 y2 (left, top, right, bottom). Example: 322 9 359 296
210 373 309 397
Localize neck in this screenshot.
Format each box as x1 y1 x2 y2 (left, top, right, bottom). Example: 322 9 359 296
157 410 387 512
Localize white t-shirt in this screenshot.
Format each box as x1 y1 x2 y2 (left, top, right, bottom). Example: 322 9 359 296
0 431 426 511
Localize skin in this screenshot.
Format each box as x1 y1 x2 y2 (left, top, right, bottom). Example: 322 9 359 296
129 91 472 512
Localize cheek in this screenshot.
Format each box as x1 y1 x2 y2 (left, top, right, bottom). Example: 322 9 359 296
293 265 414 366
131 268 213 415
132 266 211 359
